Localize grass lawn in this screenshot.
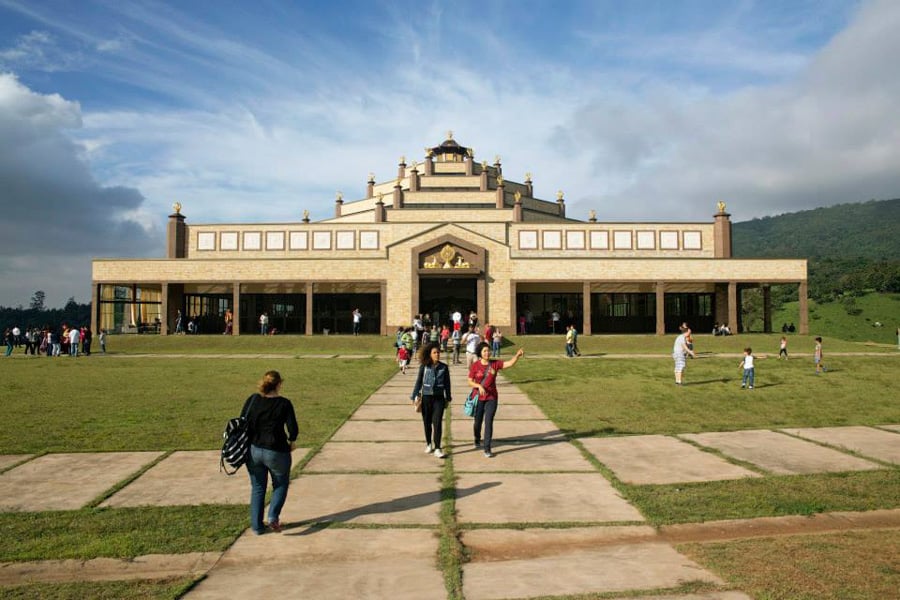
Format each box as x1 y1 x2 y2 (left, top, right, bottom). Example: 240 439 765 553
1 337 897 599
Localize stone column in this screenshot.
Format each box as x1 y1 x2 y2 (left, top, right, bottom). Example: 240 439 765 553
167 209 187 258
380 281 388 336
513 193 523 222
160 282 169 335
397 158 406 180
367 174 375 198
582 281 592 335
480 164 489 192
424 154 433 176
409 167 419 192
334 193 343 218
525 174 533 197
728 281 738 335
393 180 403 209
91 283 99 335
713 205 733 258
556 191 565 217
798 281 809 335
655 281 666 335
763 285 772 333
495 179 505 209
374 196 385 223
232 282 241 335
464 154 473 176
306 283 314 336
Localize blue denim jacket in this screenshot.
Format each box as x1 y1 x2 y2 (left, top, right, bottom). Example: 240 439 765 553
410 362 452 401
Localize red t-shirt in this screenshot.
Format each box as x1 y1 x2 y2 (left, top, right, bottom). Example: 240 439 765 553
468 360 504 401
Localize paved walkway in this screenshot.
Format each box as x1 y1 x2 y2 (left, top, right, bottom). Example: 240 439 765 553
1 364 898 598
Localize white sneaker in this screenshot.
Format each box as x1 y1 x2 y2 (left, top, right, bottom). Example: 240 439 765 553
433 448 446 458
425 443 433 453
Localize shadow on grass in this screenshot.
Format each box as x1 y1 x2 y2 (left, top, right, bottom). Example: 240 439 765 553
285 481 502 535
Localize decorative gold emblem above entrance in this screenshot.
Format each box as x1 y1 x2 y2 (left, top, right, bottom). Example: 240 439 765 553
423 243 470 269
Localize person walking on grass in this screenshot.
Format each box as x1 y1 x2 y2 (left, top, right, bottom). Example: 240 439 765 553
779 336 788 359
468 342 525 458
739 347 755 389
410 342 452 458
814 336 827 374
243 370 298 535
672 325 695 386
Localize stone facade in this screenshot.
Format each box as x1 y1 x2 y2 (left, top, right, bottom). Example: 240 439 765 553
91 136 808 336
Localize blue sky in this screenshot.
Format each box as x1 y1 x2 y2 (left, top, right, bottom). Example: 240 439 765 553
1 0 898 308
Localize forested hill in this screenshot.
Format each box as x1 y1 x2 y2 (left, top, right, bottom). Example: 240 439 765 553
732 198 900 301
732 198 899 260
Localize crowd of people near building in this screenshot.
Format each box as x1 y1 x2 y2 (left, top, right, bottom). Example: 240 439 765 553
3 324 105 357
393 311 508 373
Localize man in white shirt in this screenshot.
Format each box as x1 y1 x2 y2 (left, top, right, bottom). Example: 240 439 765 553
672 326 695 385
463 326 481 368
68 327 81 357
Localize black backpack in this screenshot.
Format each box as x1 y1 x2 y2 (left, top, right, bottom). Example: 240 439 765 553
220 395 257 475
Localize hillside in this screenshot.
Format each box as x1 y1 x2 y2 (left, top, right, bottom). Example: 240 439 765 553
732 198 900 260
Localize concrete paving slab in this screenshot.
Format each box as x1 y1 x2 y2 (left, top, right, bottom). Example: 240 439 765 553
452 440 595 472
304 442 443 473
456 473 644 523
680 430 881 475
331 419 423 441
451 418 566 442
102 451 245 507
881 424 900 433
0 455 32 471
462 527 721 600
581 435 761 484
782 426 900 464
490 404 547 419
608 593 751 600
100 448 306 507
185 528 445 600
363 393 412 405
279 473 442 525
0 452 163 512
351 404 421 420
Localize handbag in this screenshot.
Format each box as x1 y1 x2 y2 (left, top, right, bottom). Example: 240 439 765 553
464 364 493 418
414 393 423 413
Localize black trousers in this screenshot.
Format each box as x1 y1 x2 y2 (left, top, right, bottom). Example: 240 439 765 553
421 395 446 448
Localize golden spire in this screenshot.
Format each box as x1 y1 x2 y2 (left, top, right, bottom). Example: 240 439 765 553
525 172 532 182
556 190 564 201
717 200 727 213
376 192 384 202
368 172 375 182
335 191 343 202
172 202 182 214
514 191 522 202
446 130 453 140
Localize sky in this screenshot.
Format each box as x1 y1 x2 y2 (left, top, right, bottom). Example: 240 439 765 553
1 0 899 308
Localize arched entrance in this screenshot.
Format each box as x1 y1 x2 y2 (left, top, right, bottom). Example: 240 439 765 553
412 235 485 327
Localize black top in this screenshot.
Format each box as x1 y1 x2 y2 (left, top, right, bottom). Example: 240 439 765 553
241 393 298 453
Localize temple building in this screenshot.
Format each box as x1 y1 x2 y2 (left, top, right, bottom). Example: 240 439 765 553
91 134 809 336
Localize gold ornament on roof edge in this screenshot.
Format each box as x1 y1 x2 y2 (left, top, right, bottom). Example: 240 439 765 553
481 160 487 169
411 160 418 170
494 155 501 164
303 209 309 220
400 155 406 164
447 130 453 140
368 172 375 181
525 172 532 182
336 191 343 201
172 202 182 214
422 244 470 269
514 191 522 202
589 209 596 221
376 192 384 202
717 201 727 213
557 190 564 201
466 147 474 158
496 174 504 185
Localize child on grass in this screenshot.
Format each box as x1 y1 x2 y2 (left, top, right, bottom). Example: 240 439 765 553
814 336 827 374
739 347 755 389
779 336 788 359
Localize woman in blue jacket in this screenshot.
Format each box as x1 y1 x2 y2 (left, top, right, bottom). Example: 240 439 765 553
411 342 452 458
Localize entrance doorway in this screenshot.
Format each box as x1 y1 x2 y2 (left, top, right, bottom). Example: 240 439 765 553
419 277 477 327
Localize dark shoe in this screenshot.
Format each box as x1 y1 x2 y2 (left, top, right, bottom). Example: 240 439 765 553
267 520 283 533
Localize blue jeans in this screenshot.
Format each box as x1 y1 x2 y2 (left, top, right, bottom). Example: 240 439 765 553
492 341 500 356
742 368 755 387
473 399 498 452
247 445 292 534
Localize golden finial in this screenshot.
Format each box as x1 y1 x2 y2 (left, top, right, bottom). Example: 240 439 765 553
589 209 596 221
556 190 564 201
303 209 310 220
514 191 522 202
466 147 474 158
400 155 406 164
411 160 418 171
368 172 375 182
525 172 532 182
425 148 433 158
481 160 487 169
376 192 384 202
717 200 727 213
395 177 402 187
336 191 343 202
446 130 453 140
497 174 504 186
172 202 182 214
494 155 501 164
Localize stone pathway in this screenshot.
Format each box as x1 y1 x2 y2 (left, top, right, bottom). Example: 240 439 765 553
0 364 897 598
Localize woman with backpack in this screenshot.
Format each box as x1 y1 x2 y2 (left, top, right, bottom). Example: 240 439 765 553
242 370 298 534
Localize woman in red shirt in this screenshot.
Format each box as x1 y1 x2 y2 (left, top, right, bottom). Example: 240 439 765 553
467 342 525 457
